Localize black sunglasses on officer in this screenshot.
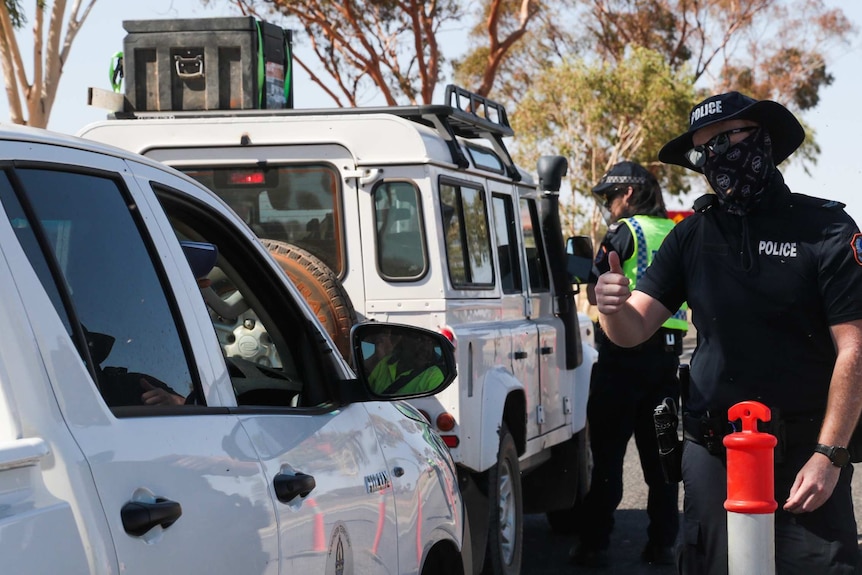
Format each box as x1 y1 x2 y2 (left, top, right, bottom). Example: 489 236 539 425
685 126 758 168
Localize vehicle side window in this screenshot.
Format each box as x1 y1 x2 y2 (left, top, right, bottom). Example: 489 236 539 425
520 198 550 292
182 164 343 276
374 181 427 280
465 144 504 174
0 167 197 409
492 194 522 294
153 184 330 409
440 181 494 288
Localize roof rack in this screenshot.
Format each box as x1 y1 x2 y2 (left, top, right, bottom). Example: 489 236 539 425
413 85 519 180
96 84 520 180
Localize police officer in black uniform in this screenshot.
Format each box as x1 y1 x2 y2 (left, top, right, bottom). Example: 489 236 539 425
571 162 685 568
594 91 862 574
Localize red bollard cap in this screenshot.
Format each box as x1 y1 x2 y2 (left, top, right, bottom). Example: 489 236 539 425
724 401 778 514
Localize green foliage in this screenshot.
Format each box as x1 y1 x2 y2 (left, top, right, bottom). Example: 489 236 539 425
5 0 26 28
512 47 695 206
214 0 853 211
227 0 462 105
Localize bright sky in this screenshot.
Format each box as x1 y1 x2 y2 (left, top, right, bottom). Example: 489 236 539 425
5 0 862 219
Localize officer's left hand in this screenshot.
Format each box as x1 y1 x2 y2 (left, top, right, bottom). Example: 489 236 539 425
782 454 841 513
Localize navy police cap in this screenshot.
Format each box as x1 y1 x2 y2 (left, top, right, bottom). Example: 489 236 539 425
592 161 656 196
658 91 805 173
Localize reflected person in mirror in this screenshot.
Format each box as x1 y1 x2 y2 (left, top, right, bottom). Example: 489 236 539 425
368 332 444 395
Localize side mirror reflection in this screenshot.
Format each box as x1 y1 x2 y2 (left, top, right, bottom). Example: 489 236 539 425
566 236 594 284
351 323 456 399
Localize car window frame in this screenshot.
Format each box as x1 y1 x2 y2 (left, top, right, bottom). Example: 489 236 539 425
148 181 345 413
0 159 210 416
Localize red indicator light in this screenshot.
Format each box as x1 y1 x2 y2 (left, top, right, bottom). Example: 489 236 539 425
439 326 456 348
441 435 460 448
436 412 456 431
228 171 266 185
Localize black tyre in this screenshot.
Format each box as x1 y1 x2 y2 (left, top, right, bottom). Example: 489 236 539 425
545 426 592 534
261 239 357 359
481 422 523 575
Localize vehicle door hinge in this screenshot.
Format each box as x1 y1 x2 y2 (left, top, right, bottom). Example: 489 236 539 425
563 396 572 415
537 405 545 425
352 167 383 184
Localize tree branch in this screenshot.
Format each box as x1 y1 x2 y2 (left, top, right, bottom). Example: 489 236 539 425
0 5 24 123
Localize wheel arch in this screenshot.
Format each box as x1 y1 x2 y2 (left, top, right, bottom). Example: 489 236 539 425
502 392 527 456
421 538 465 575
475 369 525 471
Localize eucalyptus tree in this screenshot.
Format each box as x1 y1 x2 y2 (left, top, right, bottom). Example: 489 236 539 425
0 0 98 127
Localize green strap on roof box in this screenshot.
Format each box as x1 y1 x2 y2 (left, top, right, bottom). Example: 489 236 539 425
121 16 293 112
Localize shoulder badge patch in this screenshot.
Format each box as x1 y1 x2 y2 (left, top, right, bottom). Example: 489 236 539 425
851 233 862 266
823 200 845 209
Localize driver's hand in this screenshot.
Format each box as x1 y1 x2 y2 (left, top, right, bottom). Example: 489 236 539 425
140 377 186 406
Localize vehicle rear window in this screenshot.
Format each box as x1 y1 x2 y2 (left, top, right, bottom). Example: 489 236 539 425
182 164 344 276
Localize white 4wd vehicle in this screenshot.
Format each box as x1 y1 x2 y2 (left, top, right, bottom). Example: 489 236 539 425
82 84 598 575
0 125 470 575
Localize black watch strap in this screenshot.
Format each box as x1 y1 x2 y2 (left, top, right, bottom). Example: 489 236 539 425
814 443 851 468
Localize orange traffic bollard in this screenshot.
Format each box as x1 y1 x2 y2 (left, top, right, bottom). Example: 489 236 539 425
723 401 777 575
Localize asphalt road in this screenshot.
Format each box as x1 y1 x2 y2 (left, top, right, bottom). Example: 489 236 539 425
524 440 862 574
521 329 862 574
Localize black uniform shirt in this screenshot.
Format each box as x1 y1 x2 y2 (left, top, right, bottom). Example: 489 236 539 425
589 222 635 281
637 179 862 415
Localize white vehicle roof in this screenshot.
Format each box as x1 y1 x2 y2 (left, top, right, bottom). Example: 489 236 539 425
0 121 213 184
79 106 536 185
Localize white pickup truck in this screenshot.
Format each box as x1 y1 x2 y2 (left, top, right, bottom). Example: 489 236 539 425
82 81 598 575
0 124 470 574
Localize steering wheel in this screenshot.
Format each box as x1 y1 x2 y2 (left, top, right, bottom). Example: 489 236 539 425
226 356 303 406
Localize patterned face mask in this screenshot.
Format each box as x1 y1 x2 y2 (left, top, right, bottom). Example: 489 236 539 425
702 127 776 215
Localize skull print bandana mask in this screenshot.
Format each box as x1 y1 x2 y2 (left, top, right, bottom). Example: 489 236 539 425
702 127 776 215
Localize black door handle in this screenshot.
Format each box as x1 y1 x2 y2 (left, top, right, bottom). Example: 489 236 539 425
121 497 183 536
540 346 553 355
513 351 528 360
274 471 317 503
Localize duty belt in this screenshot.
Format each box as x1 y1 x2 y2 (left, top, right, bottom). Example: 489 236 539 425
682 409 822 462
597 327 685 354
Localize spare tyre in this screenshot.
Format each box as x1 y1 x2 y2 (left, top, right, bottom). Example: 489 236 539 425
261 239 357 359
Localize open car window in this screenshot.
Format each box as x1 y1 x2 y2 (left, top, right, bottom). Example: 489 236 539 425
152 183 337 409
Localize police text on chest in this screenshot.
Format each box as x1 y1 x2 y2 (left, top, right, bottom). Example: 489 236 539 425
759 240 797 257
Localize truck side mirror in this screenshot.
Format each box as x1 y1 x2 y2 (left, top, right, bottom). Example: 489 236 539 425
566 236 594 284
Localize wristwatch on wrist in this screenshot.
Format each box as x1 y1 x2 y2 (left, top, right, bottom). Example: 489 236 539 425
814 443 851 468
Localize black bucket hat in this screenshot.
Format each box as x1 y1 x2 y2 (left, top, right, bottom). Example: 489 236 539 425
592 161 655 196
658 91 805 172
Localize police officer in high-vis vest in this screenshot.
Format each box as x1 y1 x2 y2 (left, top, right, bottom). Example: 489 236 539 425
571 161 686 568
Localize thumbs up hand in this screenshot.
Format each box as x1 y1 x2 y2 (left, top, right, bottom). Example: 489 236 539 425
595 251 631 315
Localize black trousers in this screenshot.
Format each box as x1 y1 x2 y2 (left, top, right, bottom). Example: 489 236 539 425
577 348 680 551
680 438 859 575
